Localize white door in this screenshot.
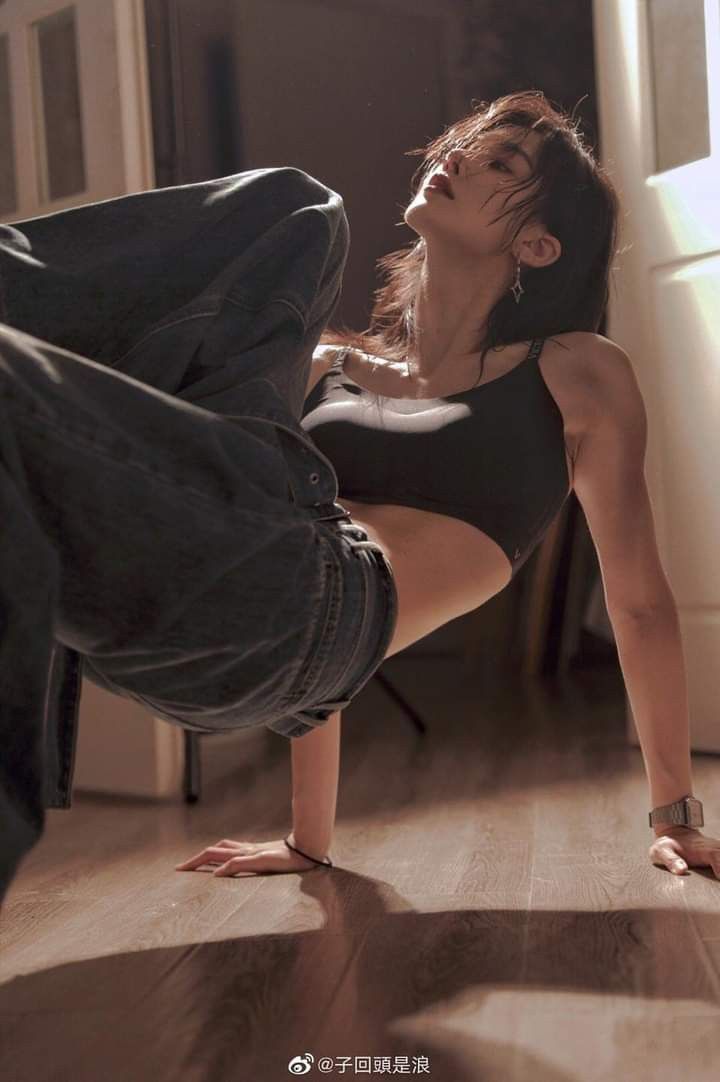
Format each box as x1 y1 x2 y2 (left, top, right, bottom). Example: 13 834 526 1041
0 0 154 221
0 0 192 798
593 0 720 752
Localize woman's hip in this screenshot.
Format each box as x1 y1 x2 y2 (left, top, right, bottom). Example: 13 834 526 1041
262 507 399 738
95 505 399 740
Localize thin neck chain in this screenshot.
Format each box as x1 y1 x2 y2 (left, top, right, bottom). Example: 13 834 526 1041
371 350 487 395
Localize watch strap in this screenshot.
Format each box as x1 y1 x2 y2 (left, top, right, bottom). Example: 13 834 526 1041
649 794 704 829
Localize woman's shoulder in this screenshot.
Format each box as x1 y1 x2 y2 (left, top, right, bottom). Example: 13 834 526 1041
541 330 607 381
545 331 628 399
541 331 625 445
305 344 348 400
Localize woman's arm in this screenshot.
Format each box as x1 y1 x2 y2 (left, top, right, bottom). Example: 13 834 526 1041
289 710 342 861
174 711 341 875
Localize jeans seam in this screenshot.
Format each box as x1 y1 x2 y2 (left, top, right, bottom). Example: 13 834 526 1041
315 547 367 704
112 295 307 368
110 308 222 366
280 559 336 706
223 292 308 331
275 537 339 711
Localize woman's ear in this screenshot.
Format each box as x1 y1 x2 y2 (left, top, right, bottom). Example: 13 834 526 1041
519 230 562 270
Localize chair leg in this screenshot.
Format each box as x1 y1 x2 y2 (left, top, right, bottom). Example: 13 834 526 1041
372 670 428 734
183 730 201 803
181 668 429 804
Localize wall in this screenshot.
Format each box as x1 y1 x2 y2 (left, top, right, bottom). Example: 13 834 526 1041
142 0 601 660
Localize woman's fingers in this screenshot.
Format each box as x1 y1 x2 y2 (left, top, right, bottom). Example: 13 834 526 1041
175 839 321 876
649 830 720 877
661 846 688 874
176 842 256 870
212 854 272 877
212 846 316 876
651 840 688 874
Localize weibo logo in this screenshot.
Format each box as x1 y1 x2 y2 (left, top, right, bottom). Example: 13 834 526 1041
287 1052 314 1074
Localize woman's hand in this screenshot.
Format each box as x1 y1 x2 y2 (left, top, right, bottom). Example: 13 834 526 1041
175 836 328 876
648 827 720 878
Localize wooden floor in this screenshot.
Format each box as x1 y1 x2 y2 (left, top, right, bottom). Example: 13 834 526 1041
1 648 719 1082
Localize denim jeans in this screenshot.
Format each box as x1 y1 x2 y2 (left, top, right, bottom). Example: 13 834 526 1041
0 167 398 904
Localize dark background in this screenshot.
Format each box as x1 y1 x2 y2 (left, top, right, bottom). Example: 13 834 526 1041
143 0 601 334
141 0 612 672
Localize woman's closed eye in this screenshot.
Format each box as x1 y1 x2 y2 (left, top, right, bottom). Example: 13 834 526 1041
489 159 512 174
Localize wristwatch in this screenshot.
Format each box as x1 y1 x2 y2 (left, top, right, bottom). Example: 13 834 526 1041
649 794 704 829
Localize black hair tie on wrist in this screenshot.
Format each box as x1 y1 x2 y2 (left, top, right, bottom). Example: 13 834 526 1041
283 836 333 868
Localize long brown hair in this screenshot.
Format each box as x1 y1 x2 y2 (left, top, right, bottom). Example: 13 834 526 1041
318 89 621 375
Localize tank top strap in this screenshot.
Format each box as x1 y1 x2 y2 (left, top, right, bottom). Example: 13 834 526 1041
329 345 351 373
526 337 546 363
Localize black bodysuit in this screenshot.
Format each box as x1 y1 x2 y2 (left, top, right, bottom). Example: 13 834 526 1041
300 338 571 577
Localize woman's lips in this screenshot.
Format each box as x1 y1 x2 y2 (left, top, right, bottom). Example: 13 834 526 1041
426 184 452 199
425 176 454 199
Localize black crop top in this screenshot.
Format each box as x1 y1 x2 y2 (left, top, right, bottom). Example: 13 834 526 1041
300 338 571 577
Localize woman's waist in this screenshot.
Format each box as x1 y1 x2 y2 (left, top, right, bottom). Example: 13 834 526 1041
336 496 512 656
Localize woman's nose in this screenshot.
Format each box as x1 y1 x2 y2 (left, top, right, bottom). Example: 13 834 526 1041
446 149 463 173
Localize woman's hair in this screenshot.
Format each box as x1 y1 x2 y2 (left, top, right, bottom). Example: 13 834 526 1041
318 89 622 375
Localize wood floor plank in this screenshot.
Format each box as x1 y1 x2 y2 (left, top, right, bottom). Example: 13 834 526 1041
1 652 718 1082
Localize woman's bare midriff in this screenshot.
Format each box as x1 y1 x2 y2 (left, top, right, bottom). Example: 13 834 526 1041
338 497 515 658
307 332 591 660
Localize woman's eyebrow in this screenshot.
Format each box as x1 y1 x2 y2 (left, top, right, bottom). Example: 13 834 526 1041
499 142 534 171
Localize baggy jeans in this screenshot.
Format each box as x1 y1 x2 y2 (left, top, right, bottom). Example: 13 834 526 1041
0 167 398 904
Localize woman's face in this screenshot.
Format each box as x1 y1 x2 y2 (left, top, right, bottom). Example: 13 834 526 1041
404 128 545 262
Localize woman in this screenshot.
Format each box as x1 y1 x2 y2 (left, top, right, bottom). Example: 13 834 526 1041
1 91 713 901
179 91 716 880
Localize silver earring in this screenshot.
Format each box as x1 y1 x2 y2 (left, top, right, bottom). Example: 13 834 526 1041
511 257 524 304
